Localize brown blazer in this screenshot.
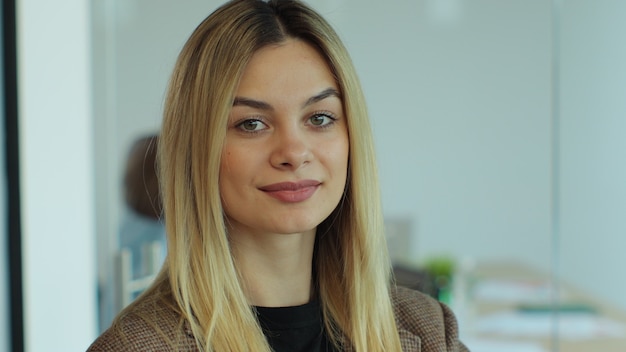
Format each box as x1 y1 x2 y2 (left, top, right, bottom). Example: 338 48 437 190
87 286 469 351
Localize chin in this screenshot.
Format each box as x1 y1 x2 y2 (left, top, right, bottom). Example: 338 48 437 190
272 225 318 236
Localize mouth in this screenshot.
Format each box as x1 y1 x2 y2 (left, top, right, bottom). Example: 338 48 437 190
259 180 321 192
259 180 321 203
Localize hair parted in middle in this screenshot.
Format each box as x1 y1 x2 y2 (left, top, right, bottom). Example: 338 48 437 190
153 0 402 350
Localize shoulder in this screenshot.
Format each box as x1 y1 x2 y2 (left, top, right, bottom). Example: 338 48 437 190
87 312 166 351
391 286 452 328
391 286 469 352
87 294 196 352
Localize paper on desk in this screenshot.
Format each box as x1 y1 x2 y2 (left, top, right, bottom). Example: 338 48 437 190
462 337 546 352
475 310 626 340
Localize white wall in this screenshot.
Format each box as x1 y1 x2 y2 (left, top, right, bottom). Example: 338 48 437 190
335 0 553 268
560 0 626 312
17 0 97 350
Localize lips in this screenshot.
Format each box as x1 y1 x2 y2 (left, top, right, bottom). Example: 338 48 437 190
259 180 321 203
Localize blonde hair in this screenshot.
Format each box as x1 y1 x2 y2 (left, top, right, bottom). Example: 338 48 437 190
122 1 401 351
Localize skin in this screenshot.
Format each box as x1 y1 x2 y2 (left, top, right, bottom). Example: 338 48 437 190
220 38 349 307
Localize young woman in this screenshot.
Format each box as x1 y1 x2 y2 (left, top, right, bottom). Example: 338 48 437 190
88 1 468 351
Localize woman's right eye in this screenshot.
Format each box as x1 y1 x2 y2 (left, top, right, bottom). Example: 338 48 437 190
236 119 267 132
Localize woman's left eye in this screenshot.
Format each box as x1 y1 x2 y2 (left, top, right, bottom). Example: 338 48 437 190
308 113 335 127
235 119 267 132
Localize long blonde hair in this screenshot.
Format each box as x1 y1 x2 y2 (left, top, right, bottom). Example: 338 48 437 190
127 1 402 350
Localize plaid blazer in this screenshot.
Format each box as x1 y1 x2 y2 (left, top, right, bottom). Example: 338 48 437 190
87 286 468 351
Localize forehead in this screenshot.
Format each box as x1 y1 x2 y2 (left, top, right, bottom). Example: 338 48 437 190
235 39 339 101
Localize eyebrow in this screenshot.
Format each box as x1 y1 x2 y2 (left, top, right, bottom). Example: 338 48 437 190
232 87 341 110
302 88 341 107
232 97 272 110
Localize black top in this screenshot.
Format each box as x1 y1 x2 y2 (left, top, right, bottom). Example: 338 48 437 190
256 300 340 352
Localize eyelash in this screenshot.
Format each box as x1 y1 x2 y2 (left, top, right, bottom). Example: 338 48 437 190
233 111 338 134
308 111 337 128
234 117 267 134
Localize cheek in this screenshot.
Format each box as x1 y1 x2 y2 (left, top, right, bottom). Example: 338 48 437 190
220 148 235 175
219 146 254 189
218 154 235 213
219 150 235 197
338 134 350 167
329 138 350 181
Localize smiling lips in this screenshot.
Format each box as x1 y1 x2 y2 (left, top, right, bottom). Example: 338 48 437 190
259 180 321 203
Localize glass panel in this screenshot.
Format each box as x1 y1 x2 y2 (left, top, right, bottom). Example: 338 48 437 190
92 1 227 329
91 1 626 351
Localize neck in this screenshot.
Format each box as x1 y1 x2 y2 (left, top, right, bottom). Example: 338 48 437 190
230 228 316 307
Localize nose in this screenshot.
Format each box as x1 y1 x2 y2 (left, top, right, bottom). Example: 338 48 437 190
269 128 312 170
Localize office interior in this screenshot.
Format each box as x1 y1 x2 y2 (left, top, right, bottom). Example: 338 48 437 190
3 0 626 351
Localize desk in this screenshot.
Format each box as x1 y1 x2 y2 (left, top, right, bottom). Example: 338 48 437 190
466 262 626 352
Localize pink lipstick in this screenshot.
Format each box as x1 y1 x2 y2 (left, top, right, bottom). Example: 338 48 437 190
259 180 321 203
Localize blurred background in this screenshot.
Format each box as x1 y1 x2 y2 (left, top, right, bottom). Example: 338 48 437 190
4 0 626 351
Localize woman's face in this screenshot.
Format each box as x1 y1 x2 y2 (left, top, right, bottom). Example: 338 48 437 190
220 39 349 237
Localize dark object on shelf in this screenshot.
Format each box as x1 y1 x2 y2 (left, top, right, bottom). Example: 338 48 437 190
392 265 438 299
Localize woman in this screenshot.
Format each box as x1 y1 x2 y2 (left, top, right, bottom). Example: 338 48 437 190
89 0 468 351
